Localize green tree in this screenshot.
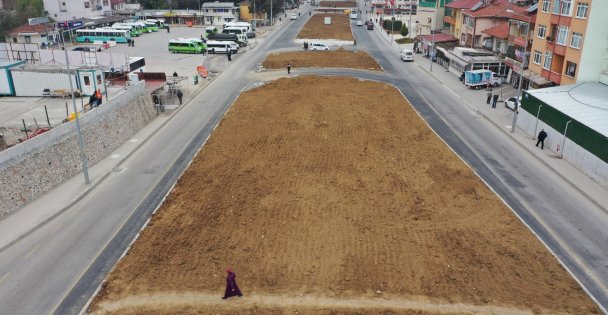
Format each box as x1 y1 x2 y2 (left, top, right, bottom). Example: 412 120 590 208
0 0 44 41
400 24 408 37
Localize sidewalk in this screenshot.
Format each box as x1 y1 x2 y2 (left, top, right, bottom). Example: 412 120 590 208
0 73 216 251
411 55 608 213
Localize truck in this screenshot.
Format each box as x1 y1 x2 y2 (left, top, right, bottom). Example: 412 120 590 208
464 70 502 89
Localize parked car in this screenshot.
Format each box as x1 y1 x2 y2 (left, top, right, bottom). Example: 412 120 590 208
310 42 329 51
290 14 298 20
505 96 521 111
464 70 502 89
400 49 413 61
72 46 98 51
356 20 364 26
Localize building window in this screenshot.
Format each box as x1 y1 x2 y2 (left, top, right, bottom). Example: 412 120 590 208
84 1 90 8
12 37 17 43
571 32 583 48
103 0 108 5
560 0 572 16
565 61 577 77
576 3 588 18
537 25 546 39
552 0 561 14
556 25 569 45
542 0 550 12
533 50 542 65
543 51 553 69
84 76 90 86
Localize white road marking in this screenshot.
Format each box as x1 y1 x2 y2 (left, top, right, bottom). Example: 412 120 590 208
110 154 121 159
23 244 40 260
128 139 138 143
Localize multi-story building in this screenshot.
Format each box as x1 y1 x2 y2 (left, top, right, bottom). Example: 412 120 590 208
202 1 239 26
443 0 478 38
528 0 608 85
43 0 112 21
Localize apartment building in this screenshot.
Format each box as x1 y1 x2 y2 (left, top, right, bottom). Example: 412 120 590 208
43 0 112 21
528 0 608 85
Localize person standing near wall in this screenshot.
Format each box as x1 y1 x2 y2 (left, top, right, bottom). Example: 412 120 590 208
536 129 547 149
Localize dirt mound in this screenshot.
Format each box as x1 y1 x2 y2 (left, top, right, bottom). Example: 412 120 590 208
90 76 599 315
297 14 353 40
319 1 357 7
262 49 381 71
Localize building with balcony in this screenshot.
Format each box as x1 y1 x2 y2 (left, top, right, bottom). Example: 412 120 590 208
43 0 112 21
528 0 608 86
443 0 478 38
202 1 239 26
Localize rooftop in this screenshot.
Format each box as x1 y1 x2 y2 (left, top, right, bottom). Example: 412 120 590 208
417 33 459 43
463 2 534 20
526 82 608 137
202 1 239 8
7 24 55 36
482 22 509 39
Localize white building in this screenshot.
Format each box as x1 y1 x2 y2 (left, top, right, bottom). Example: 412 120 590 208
202 1 239 26
43 0 112 21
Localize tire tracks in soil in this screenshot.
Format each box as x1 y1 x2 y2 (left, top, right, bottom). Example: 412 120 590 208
93 292 538 315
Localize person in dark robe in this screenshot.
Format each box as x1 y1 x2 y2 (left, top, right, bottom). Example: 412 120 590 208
222 266 242 299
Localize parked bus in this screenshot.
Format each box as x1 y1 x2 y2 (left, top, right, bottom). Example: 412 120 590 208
121 22 146 35
168 39 204 54
206 40 238 54
109 24 140 37
146 19 167 29
76 29 130 43
181 38 207 51
143 21 159 32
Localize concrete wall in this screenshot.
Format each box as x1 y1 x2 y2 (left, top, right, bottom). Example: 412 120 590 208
0 81 156 218
518 110 608 190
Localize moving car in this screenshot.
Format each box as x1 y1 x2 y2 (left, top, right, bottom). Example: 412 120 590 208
365 20 374 30
400 49 413 61
505 96 521 111
290 14 298 20
310 42 329 51
356 20 364 26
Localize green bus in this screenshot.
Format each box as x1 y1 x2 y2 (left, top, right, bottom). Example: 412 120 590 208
182 38 207 51
147 19 167 29
76 29 131 43
144 21 159 32
168 39 204 54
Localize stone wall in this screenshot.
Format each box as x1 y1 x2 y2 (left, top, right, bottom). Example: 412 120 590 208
0 81 157 218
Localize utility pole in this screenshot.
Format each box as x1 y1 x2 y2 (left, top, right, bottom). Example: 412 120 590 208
62 23 90 185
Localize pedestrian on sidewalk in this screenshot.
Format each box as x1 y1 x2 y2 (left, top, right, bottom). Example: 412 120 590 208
222 267 243 299
131 39 135 47
287 63 291 74
492 94 499 108
536 129 548 149
227 49 232 61
486 87 492 104
176 90 183 105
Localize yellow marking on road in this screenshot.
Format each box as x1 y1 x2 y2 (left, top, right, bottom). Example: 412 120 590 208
23 244 40 260
0 272 9 284
51 223 64 236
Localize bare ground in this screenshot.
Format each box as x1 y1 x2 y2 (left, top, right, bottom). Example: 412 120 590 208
89 76 600 314
297 14 353 41
262 49 381 71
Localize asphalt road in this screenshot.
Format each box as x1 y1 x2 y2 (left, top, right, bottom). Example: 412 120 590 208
0 3 606 314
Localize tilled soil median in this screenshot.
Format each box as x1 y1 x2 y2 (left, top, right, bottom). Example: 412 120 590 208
262 49 381 71
90 76 600 314
297 14 353 40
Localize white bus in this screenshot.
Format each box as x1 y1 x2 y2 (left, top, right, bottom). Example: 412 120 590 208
206 40 238 54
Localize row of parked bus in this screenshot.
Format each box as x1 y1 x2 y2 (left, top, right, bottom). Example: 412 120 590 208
75 19 167 44
167 22 255 55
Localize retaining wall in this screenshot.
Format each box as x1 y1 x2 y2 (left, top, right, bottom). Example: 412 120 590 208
0 81 157 218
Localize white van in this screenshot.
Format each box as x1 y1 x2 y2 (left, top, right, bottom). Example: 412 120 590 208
206 40 238 54
223 22 252 32
222 28 248 45
400 49 413 61
350 12 358 19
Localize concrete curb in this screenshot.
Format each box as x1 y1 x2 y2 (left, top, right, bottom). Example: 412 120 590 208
415 62 608 215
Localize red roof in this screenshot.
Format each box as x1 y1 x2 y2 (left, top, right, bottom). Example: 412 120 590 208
417 33 459 43
463 2 532 19
482 22 509 39
445 0 483 10
7 24 53 36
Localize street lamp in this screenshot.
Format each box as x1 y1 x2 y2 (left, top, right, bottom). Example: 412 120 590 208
506 9 531 134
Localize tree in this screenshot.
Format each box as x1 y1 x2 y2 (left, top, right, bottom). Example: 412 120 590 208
400 24 408 37
0 0 43 41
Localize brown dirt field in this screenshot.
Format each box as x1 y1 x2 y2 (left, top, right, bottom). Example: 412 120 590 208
319 1 357 7
297 14 353 41
89 76 599 315
262 49 381 71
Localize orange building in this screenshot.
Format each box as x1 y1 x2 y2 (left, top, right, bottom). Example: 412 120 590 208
528 0 602 86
